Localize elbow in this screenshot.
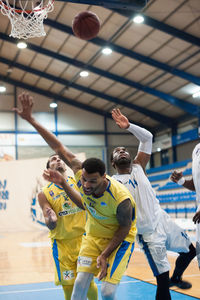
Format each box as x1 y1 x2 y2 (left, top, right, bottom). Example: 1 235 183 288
46 221 57 230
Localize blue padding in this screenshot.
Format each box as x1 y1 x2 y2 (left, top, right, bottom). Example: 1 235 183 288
146 159 191 175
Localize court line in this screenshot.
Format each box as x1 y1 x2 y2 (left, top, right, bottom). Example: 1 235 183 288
0 279 140 295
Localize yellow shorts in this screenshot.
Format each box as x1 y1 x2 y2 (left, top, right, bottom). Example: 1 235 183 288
77 235 135 284
51 235 82 286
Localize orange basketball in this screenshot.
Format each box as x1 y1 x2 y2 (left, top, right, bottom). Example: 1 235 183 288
72 11 101 40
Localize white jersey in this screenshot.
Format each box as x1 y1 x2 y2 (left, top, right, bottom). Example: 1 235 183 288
192 143 200 205
112 164 162 234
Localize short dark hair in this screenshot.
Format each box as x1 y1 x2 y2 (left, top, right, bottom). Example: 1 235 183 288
46 154 58 169
82 158 105 176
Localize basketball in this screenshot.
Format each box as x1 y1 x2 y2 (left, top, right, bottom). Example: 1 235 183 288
72 11 101 40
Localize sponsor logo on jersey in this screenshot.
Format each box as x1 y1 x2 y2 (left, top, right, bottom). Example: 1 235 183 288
58 206 82 217
63 270 75 280
85 203 107 220
101 201 107 206
78 256 92 267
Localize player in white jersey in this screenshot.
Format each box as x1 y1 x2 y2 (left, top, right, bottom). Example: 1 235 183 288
111 109 196 300
171 142 200 268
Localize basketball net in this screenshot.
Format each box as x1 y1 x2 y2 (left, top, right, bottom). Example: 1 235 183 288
0 0 55 39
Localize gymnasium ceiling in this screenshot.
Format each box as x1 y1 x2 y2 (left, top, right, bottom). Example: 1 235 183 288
0 0 200 133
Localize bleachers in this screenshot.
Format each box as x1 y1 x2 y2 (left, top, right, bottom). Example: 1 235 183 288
147 159 197 221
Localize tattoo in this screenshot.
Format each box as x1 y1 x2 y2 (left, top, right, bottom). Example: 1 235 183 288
116 199 133 227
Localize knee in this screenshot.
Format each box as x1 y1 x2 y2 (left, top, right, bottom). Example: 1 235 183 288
101 282 117 300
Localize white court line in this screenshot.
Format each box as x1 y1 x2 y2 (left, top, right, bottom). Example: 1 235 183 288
0 279 140 295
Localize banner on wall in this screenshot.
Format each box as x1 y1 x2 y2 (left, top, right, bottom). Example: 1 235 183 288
0 153 85 232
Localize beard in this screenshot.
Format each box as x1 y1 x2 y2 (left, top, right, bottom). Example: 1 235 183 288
114 156 131 168
56 166 66 173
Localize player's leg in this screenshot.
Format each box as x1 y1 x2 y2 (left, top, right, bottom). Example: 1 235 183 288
101 282 118 300
102 240 134 300
87 279 98 300
71 235 103 300
137 233 171 300
170 243 196 288
71 272 93 300
164 214 195 289
156 271 171 300
62 285 73 300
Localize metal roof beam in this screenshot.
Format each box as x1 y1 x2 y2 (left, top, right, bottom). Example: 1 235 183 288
0 74 151 129
0 56 173 125
44 19 200 86
114 9 200 47
0 33 198 116
54 0 150 10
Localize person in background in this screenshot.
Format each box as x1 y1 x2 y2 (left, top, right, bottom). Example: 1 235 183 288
111 108 196 300
171 141 200 269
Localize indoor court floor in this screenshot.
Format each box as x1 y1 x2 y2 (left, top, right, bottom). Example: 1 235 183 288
0 230 200 300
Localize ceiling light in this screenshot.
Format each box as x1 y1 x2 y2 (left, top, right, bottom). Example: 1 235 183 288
102 47 112 55
0 85 6 92
193 91 200 98
17 42 27 49
133 15 144 24
157 147 161 152
80 71 89 77
50 102 57 108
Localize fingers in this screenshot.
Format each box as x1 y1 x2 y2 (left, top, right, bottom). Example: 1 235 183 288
18 92 34 108
193 211 200 224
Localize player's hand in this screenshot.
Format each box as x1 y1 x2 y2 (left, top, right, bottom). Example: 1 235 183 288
46 207 57 223
43 169 65 185
97 254 108 281
193 210 200 224
12 92 34 121
170 170 183 183
111 108 130 129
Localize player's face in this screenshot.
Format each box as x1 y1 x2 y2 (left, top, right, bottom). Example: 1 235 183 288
112 147 131 166
81 169 105 196
48 155 66 173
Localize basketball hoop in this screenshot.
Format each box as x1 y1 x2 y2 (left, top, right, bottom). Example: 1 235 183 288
0 0 55 39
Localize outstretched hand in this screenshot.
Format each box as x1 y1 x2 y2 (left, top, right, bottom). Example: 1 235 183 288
111 108 130 129
43 169 65 185
12 92 34 121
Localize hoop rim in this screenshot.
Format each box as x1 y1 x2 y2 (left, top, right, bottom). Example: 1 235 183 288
0 0 54 14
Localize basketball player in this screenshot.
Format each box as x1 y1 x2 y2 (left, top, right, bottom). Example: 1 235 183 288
111 108 196 300
38 154 98 300
14 92 137 300
170 142 200 269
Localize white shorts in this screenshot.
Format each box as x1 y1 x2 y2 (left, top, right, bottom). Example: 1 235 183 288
137 210 191 276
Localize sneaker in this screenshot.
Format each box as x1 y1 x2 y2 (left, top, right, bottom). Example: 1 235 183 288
169 278 192 289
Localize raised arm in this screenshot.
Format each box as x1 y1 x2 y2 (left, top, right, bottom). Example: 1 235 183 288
112 108 153 170
97 198 133 280
38 191 57 230
13 92 82 174
43 169 85 210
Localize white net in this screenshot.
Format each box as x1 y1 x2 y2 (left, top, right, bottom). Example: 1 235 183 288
0 0 54 39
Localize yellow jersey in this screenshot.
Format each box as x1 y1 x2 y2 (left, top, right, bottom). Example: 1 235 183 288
43 176 86 240
75 170 137 243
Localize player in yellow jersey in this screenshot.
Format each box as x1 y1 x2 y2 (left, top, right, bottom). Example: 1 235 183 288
33 156 98 299
14 92 137 300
